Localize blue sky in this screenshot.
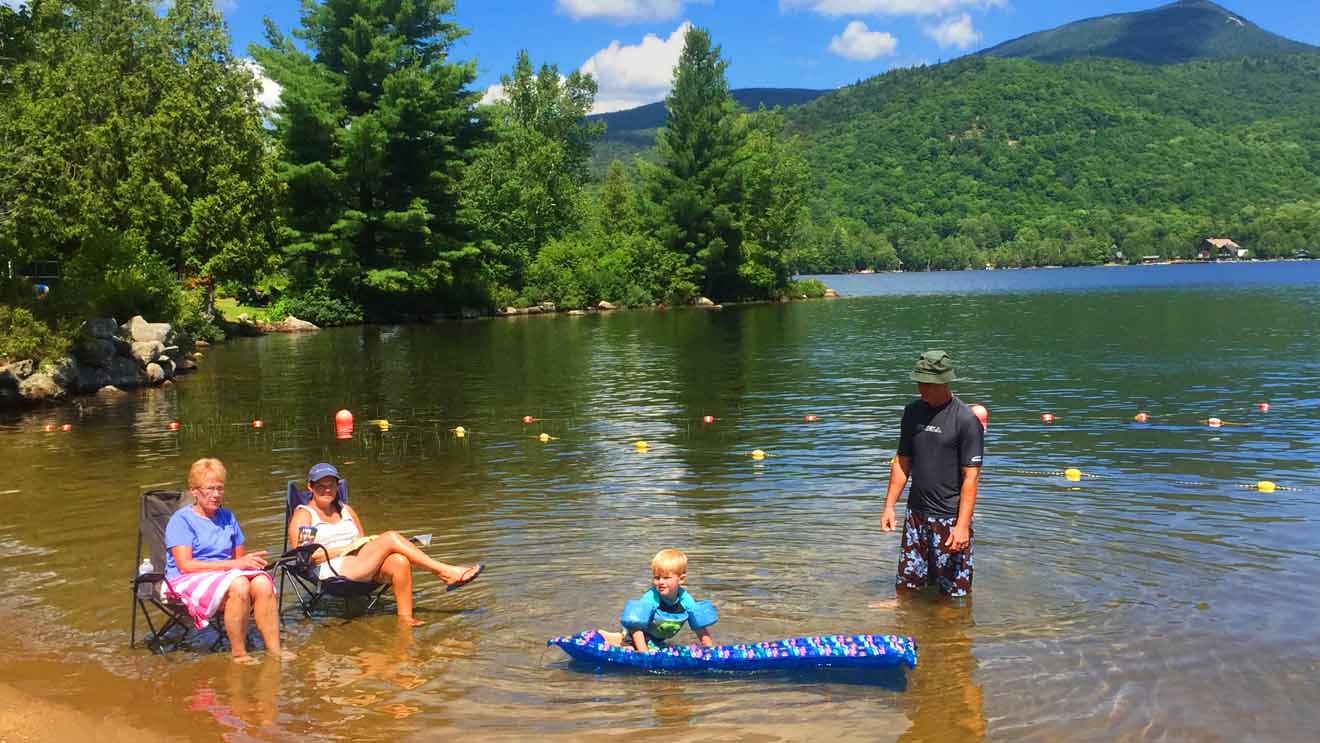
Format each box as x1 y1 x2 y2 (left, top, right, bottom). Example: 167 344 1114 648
12 1 1316 113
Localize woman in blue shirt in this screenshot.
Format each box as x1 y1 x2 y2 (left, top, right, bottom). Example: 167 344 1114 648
164 458 285 663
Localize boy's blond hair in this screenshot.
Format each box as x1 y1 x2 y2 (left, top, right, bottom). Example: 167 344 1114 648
651 548 688 576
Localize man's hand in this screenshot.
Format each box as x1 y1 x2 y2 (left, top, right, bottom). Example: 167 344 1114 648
881 506 898 532
944 523 971 552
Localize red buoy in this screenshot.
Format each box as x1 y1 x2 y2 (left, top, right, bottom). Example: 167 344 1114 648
522 415 535 425
803 414 820 423
1134 412 1150 423
60 423 72 432
970 404 989 430
335 409 354 426
42 423 55 433
1207 417 1223 428
1041 413 1055 423
702 415 715 424
168 421 180 431
252 419 264 429
1258 402 1270 413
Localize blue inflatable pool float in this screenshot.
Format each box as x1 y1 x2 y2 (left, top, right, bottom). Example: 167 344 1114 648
548 630 917 672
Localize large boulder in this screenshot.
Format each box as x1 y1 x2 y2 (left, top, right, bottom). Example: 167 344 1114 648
597 300 617 311
157 357 177 380
0 361 31 405
85 317 119 339
45 357 78 388
121 315 174 344
177 357 198 374
18 371 66 402
74 365 112 393
824 288 840 298
144 362 166 385
695 296 715 306
1 360 35 382
108 355 142 388
264 315 320 333
130 341 165 367
74 337 118 368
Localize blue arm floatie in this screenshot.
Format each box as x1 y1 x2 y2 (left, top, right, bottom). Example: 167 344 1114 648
688 600 718 629
620 599 655 631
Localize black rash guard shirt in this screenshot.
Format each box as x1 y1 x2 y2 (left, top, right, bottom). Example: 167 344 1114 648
896 396 984 518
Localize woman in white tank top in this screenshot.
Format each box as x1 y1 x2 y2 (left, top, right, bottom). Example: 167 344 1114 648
287 463 485 626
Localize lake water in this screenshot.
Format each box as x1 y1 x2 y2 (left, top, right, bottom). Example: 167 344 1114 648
2 262 1318 741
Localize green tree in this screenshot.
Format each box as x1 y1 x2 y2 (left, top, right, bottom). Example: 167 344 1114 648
460 50 600 297
644 25 746 301
1 0 275 319
252 0 481 318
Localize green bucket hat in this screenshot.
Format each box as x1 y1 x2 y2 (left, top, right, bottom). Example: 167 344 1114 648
910 350 957 384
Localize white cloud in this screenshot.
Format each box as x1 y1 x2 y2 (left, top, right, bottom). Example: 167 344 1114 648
578 22 692 113
241 59 283 111
782 0 1003 18
828 21 898 60
925 13 980 48
557 0 686 22
481 83 507 106
0 0 29 8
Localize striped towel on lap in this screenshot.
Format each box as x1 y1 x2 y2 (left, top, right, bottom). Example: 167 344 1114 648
164 570 272 629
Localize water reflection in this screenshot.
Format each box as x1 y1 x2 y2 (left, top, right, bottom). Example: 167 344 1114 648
894 598 985 743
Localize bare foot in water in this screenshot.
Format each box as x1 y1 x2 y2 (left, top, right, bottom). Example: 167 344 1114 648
232 654 260 666
399 616 425 627
868 598 900 610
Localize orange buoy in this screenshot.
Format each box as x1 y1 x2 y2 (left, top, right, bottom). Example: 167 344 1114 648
702 415 715 424
522 415 535 425
168 421 180 431
252 419 264 429
1258 402 1270 413
42 424 55 433
803 414 820 423
1207 417 1223 428
1134 412 1149 423
969 404 989 430
60 423 72 432
1041 413 1055 423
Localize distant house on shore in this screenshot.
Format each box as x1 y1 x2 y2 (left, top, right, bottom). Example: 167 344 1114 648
1140 255 1162 265
1198 238 1247 261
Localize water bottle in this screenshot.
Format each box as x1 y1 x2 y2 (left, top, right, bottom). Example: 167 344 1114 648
136 558 154 599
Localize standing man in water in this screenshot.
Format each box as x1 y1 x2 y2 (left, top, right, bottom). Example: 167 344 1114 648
881 350 983 598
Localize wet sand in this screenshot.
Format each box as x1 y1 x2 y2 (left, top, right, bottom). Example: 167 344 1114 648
0 681 180 743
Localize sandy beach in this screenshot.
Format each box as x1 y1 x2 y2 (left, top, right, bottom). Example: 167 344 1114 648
0 681 180 743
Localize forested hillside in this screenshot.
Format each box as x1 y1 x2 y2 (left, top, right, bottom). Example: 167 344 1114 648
981 0 1317 65
784 53 1320 272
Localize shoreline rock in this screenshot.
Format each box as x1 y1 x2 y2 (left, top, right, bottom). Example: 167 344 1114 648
0 314 199 409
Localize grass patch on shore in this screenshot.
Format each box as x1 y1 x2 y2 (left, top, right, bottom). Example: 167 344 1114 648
214 297 274 323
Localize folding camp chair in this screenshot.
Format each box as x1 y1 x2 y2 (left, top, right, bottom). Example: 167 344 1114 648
129 490 225 653
277 480 391 619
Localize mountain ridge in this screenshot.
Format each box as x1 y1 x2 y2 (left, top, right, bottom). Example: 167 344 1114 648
979 0 1319 65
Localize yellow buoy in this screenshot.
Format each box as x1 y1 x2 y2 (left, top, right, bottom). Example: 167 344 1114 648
1257 480 1276 493
751 449 766 460
453 426 466 438
1064 468 1082 482
539 432 552 443
377 420 390 431
634 440 649 451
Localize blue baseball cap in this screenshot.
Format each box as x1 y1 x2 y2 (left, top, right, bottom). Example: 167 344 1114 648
307 462 342 483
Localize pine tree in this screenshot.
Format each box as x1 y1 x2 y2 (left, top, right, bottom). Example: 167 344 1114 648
645 26 747 301
252 0 481 317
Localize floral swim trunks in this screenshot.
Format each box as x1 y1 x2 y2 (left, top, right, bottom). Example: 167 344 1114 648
896 509 974 597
